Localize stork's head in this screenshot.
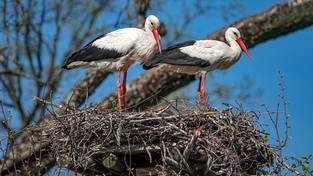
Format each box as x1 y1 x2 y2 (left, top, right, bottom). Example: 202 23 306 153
226 27 252 60
145 15 162 54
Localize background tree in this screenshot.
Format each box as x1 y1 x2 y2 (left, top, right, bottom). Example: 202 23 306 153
0 0 313 175
0 0 112 129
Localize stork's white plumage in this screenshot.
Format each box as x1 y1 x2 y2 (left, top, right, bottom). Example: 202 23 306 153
143 27 252 107
62 15 162 112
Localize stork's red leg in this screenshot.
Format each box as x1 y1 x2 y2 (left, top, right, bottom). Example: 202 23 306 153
200 74 207 108
122 70 128 112
116 71 122 112
197 75 202 108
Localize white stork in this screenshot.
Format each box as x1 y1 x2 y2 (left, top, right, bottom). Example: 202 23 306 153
62 15 162 112
143 27 252 107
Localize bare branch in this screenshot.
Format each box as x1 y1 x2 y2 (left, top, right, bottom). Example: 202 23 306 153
61 69 112 110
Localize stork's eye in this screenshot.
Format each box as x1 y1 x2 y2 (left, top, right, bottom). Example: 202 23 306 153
150 22 153 26
234 32 239 38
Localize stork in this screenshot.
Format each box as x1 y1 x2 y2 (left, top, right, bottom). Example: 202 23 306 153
62 15 162 112
143 27 252 108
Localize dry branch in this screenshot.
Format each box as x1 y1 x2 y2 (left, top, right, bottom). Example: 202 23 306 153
61 69 112 109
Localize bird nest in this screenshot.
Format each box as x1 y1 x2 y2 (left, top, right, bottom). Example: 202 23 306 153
38 106 271 175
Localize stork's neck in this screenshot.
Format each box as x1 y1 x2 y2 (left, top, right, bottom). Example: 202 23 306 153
226 35 241 55
144 25 153 36
145 25 149 32
223 35 242 63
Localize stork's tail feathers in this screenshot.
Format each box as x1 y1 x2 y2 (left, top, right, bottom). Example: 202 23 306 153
142 64 153 70
61 64 71 70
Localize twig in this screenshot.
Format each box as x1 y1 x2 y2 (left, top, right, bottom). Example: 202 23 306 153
156 104 172 115
174 147 193 174
183 130 201 160
273 152 303 176
116 120 124 146
167 123 188 135
33 96 66 111
164 157 185 172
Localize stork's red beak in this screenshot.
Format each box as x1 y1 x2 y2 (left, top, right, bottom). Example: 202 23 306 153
236 38 252 60
152 29 162 54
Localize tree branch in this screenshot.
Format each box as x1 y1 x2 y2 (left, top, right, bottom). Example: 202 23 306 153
61 69 112 110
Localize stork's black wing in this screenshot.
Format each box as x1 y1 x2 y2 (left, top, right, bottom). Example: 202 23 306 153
143 40 211 70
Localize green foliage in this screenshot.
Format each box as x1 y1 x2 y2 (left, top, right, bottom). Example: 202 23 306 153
285 155 313 175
